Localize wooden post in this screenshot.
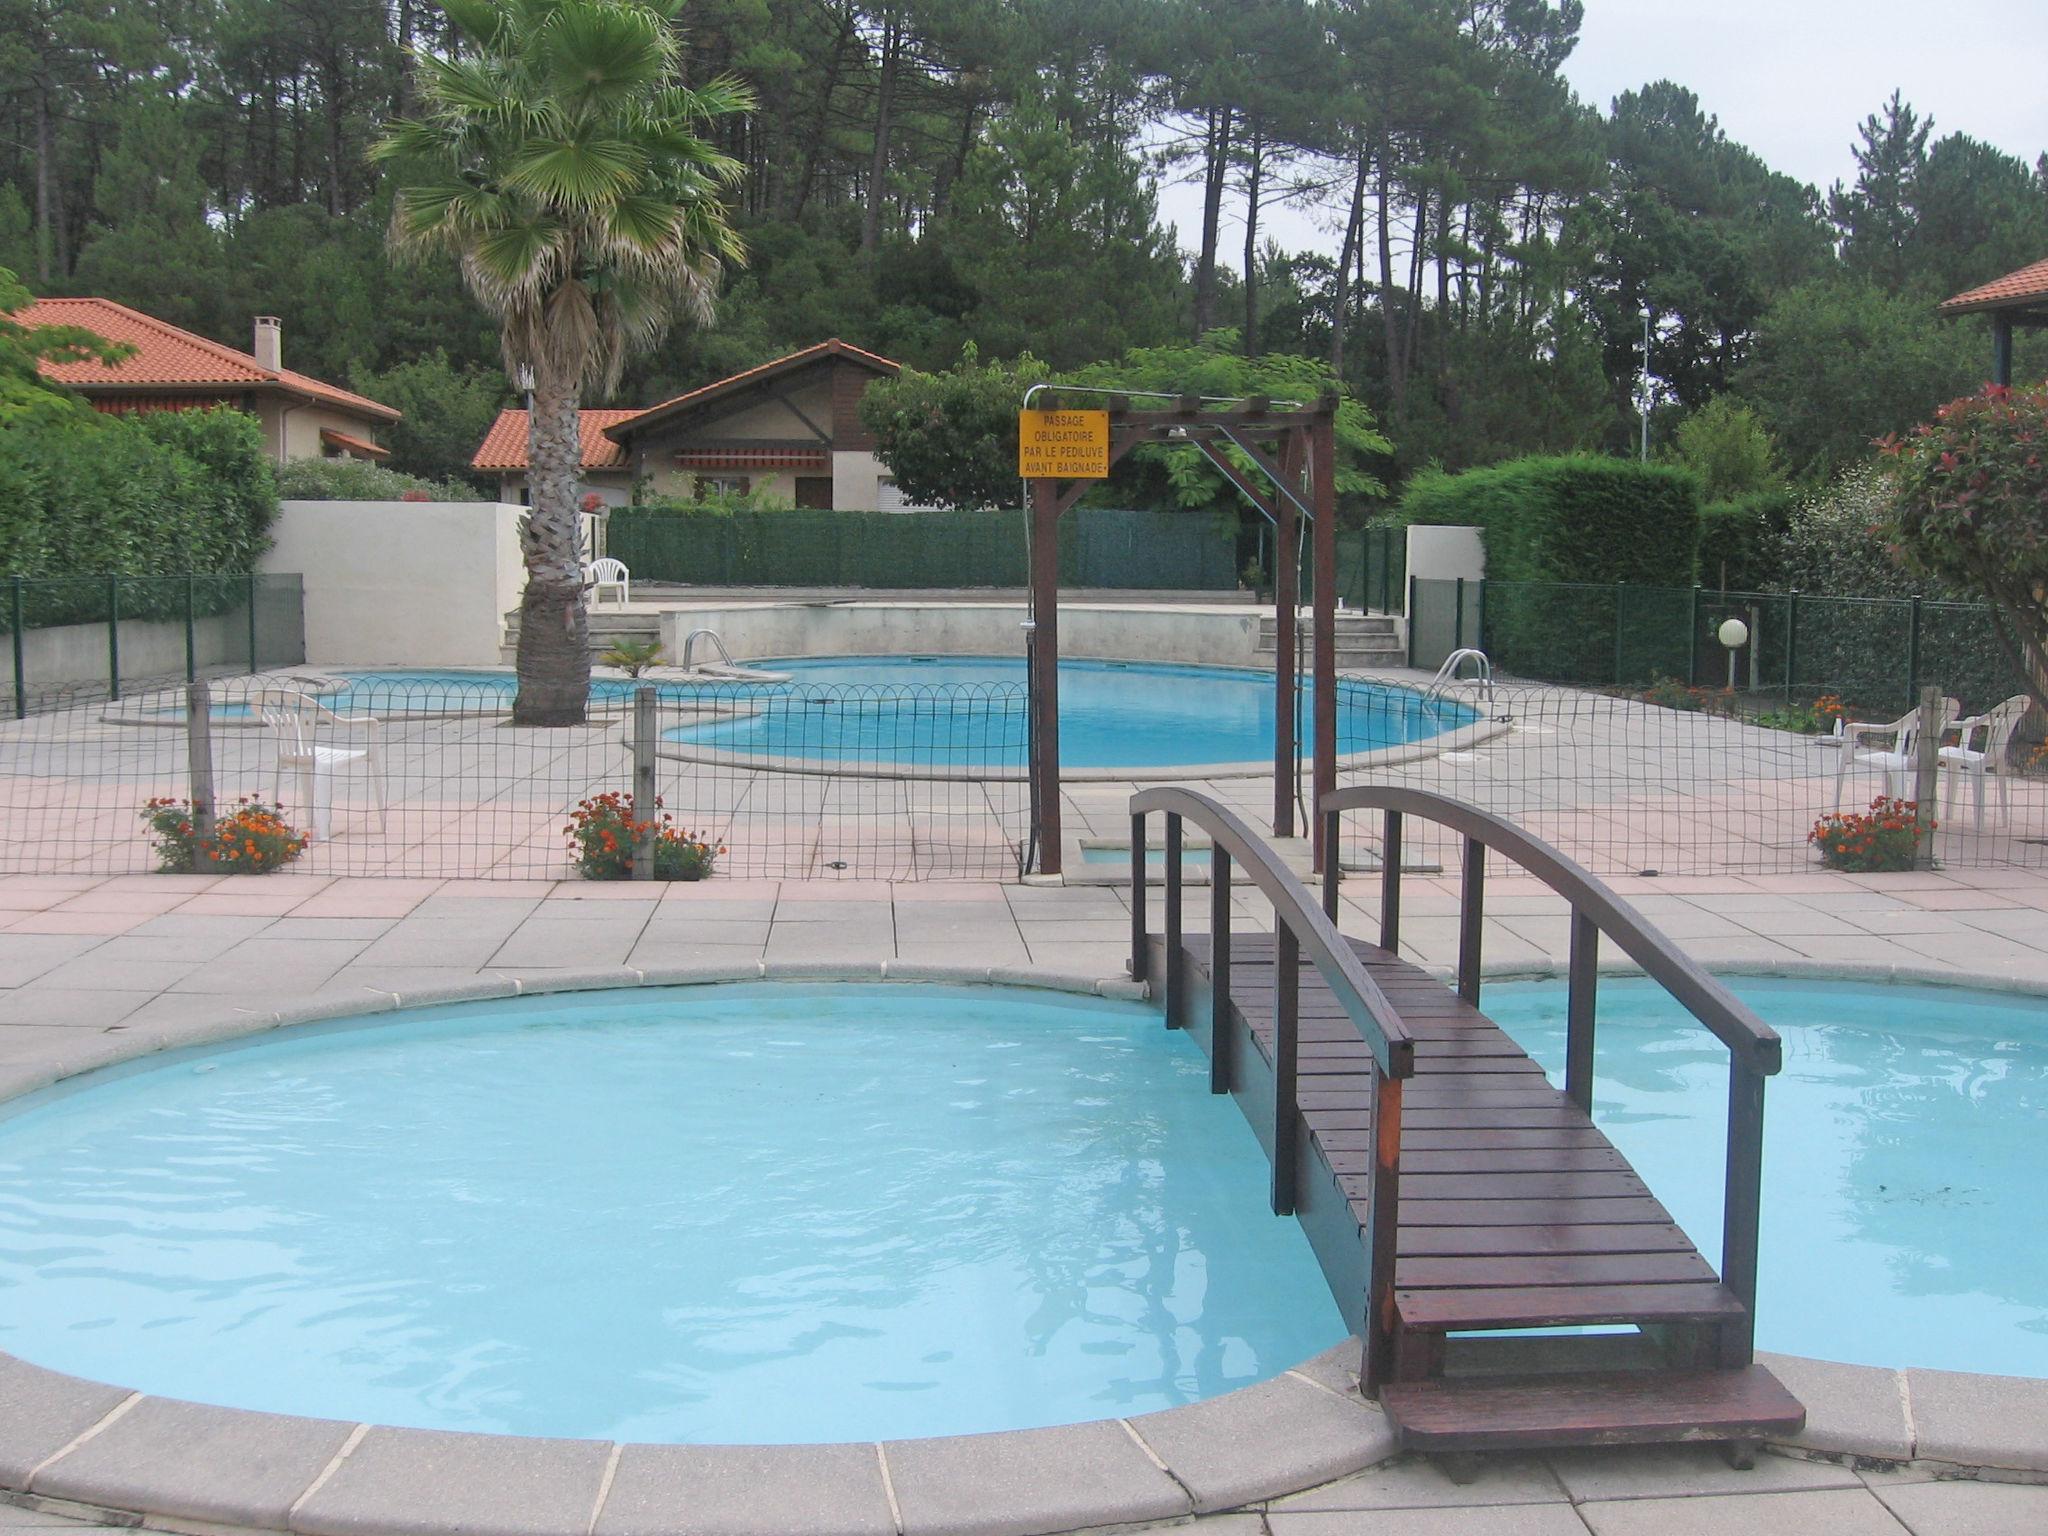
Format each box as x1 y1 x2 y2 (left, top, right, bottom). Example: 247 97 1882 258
1720 1063 1766 1367
1361 1069 1403 1395
10 578 24 721
1209 846 1232 1095
186 681 215 845
1915 683 1942 868
1272 923 1299 1216
1379 809 1403 952
1565 910 1598 1114
1128 811 1148 983
1994 312 2015 388
633 685 658 881
1272 468 1297 838
107 575 121 702
1163 811 1183 1028
1310 409 1338 870
1030 478 1063 874
1457 834 1485 1005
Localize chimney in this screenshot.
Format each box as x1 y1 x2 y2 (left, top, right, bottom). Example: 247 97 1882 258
252 316 282 372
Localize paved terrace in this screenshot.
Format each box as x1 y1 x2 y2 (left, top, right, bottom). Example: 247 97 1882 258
0 865 2045 1535
3 670 2043 884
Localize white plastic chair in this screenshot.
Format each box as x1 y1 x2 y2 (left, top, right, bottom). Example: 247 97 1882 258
253 689 385 840
1940 694 2031 831
1826 698 1958 810
585 557 631 607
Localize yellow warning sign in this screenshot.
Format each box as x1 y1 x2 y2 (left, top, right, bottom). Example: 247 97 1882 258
1018 409 1110 479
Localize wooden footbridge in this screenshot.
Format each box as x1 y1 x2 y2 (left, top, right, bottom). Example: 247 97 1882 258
1128 785 1804 1463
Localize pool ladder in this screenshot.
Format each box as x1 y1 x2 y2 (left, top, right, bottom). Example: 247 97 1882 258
1423 648 1497 716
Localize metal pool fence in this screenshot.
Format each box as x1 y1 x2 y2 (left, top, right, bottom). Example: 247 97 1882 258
3 574 305 720
0 675 1028 882
1330 675 2048 878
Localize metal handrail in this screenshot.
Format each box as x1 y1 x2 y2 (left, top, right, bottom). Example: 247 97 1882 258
680 628 736 670
1320 782 1782 1364
1424 646 1494 710
1130 784 1413 1393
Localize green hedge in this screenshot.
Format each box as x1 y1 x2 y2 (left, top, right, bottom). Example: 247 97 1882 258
0 405 279 628
1402 455 1701 676
1696 490 1793 594
610 505 1240 590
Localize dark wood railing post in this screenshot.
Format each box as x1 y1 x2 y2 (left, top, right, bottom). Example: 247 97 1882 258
1565 909 1599 1114
1210 846 1232 1095
1164 811 1183 1027
1321 807 1341 921
1720 1063 1767 1366
1272 923 1299 1215
1362 1067 1403 1395
1380 809 1403 952
1128 812 1148 982
1457 834 1485 1004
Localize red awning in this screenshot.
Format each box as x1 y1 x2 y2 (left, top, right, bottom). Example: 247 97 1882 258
320 427 390 459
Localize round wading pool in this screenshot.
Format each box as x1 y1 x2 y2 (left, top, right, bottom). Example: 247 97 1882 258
1484 975 2048 1377
0 983 1346 1443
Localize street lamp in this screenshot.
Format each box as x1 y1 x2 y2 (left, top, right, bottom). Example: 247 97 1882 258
1718 616 1750 691
1639 304 1653 463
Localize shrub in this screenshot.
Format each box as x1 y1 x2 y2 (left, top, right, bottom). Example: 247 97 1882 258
1754 694 1844 734
275 456 485 502
600 638 664 676
564 791 718 880
142 796 308 873
1671 396 1784 501
1641 675 1734 714
1696 490 1793 593
1809 796 1931 873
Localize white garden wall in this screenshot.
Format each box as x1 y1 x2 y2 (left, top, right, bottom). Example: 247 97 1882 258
262 500 526 666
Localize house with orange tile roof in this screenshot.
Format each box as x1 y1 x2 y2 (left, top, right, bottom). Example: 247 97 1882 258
18 300 399 464
471 339 903 509
1939 256 2048 387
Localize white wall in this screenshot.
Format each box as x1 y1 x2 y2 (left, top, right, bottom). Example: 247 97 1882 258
13 612 248 692
1404 525 1486 607
831 450 889 511
262 500 526 666
661 602 1265 668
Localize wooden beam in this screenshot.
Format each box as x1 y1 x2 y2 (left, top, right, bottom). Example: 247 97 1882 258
1195 440 1280 525
1030 477 1062 876
1219 426 1315 520
1310 413 1338 870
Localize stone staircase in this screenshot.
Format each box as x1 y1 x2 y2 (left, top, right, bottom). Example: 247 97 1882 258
499 606 662 664
1256 610 1405 671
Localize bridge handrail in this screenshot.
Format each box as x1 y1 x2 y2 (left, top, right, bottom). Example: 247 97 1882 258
1129 786 1414 1079
1320 784 1780 1075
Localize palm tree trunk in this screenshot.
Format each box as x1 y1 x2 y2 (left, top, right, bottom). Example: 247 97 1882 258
512 389 592 726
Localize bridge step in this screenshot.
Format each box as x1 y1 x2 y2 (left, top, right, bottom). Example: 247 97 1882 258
1396 1280 1746 1333
1380 1364 1805 1453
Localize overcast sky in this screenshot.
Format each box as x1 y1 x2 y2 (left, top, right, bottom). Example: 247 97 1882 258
1152 0 2048 264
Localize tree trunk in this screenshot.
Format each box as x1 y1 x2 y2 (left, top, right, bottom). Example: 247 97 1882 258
791 6 853 218
1331 144 1368 377
1194 105 1232 337
512 389 593 727
32 82 55 281
860 9 901 253
1241 122 1263 357
1376 146 1405 405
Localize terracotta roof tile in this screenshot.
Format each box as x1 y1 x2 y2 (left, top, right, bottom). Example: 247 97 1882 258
620 338 900 436
1940 256 2048 315
18 297 400 421
319 427 390 459
471 408 639 471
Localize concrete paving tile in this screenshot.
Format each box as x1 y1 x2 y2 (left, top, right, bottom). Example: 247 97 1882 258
883 1420 1190 1536
628 946 767 976
763 933 896 964
1545 1442 1862 1503
1 911 148 936
593 1442 895 1536
1756 1353 1911 1461
0 1355 133 1488
647 899 779 921
891 882 1009 903
1019 940 1133 977
0 989 147 1028
1268 1452 1565 1512
520 899 659 922
256 917 401 941
30 1398 354 1530
1575 1486 1904 1536
1007 919 1130 943
894 938 1031 967
287 1426 611 1536
167 940 370 993
78 935 252 966
1269 1503 1590 1535
489 924 646 969
0 935 107 987
631 918 773 947
1128 1371 1394 1511
1905 1367 2048 1471
26 956 199 993
1871 1477 2048 1535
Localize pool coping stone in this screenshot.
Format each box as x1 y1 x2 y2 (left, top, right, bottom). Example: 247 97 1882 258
0 962 2044 1536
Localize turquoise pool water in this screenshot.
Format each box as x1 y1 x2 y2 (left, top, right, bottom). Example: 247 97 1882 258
660 656 1464 769
279 660 1465 770
1485 976 2048 1378
0 984 1345 1442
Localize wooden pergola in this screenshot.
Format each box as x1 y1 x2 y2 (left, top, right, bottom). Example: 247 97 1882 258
1939 255 2048 385
1022 390 1342 877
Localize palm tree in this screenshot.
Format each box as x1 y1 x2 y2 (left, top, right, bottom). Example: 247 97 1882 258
374 0 751 724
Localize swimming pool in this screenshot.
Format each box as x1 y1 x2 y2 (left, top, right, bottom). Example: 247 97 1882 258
1485 975 2048 1378
0 983 1345 1443
659 656 1467 769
